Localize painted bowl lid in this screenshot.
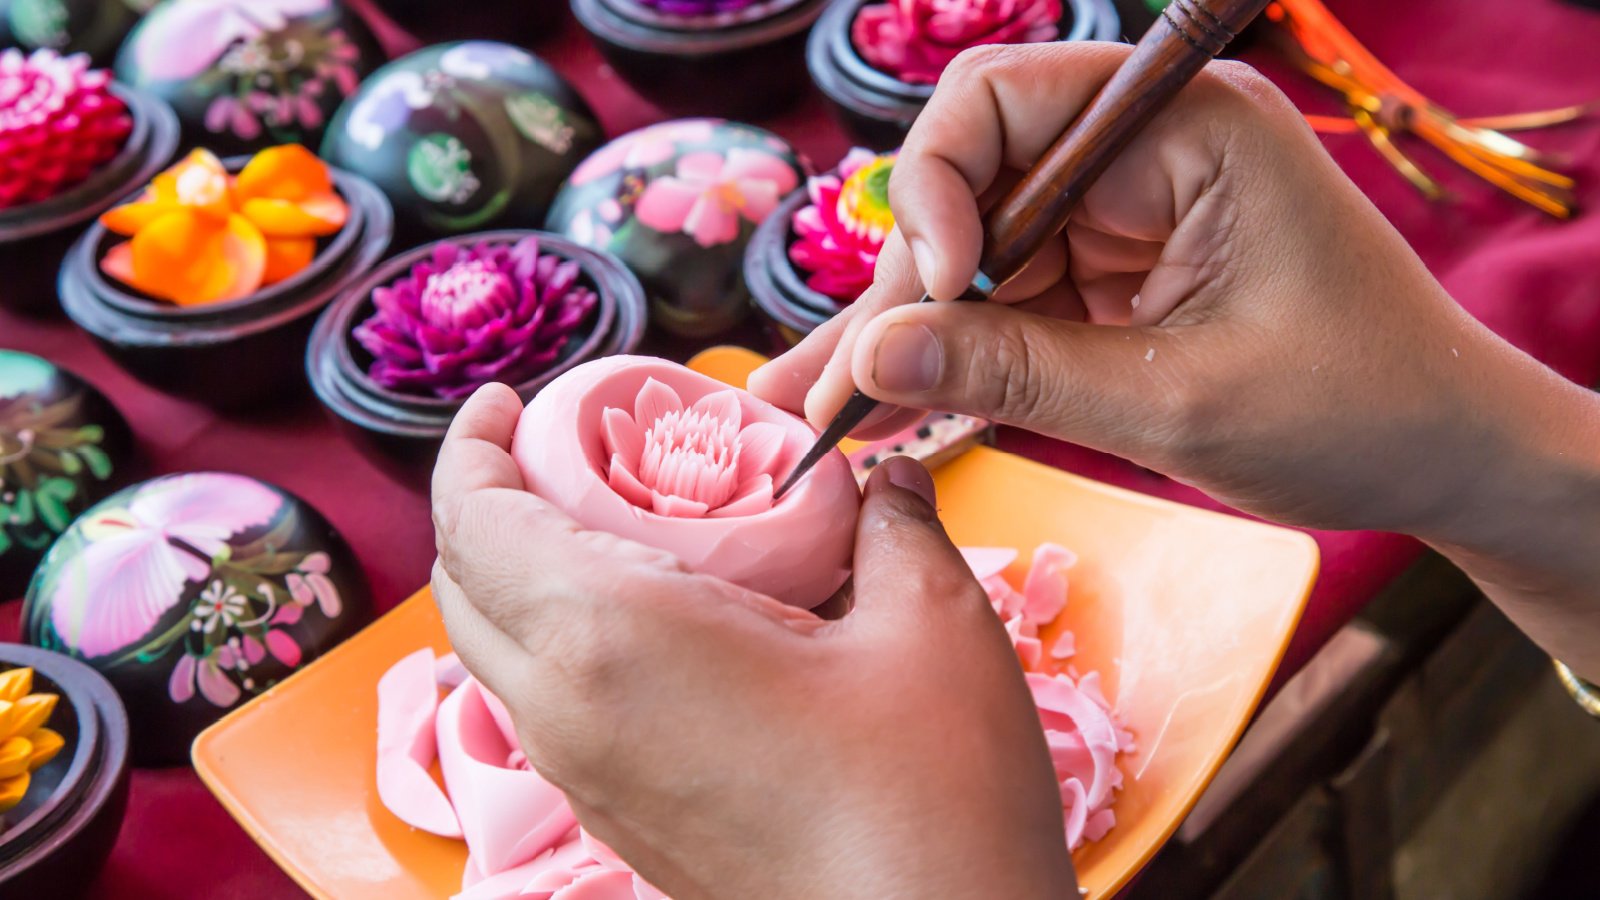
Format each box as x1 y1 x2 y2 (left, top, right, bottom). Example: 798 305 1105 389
0 350 131 600
21 472 372 765
321 41 604 241
113 0 381 155
545 117 806 338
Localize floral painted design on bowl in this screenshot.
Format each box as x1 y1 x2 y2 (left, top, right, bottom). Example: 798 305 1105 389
22 472 371 764
322 42 603 241
114 0 379 153
0 351 130 598
547 118 806 337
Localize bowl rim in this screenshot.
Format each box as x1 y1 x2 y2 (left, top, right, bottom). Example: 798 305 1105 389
600 0 812 32
0 644 128 882
58 170 394 346
307 230 650 440
575 0 828 54
0 84 180 244
744 185 842 337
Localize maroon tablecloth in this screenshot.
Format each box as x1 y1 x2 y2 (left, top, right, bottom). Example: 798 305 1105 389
2 1 1599 896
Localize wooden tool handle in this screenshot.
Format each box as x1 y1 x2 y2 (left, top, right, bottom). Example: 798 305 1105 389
977 0 1272 286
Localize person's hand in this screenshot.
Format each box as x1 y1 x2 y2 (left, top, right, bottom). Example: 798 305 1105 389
751 41 1600 681
431 384 1077 900
750 41 1590 539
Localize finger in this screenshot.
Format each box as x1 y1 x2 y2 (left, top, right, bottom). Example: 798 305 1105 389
892 41 1134 297
431 383 527 539
847 457 994 631
747 302 860 413
849 299 1199 464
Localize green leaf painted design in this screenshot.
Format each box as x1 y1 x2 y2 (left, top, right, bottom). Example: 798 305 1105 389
35 481 71 533
78 444 112 480
407 133 482 205
7 0 69 50
58 452 81 475
505 93 576 155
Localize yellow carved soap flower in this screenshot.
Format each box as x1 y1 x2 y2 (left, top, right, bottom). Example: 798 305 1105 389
98 145 349 307
0 667 64 815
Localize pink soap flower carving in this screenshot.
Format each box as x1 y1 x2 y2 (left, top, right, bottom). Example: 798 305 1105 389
513 357 860 609
353 237 598 400
789 148 897 303
599 378 788 519
0 49 132 209
852 0 1063 85
634 148 800 248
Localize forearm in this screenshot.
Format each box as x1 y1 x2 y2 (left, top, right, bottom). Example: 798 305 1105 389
1414 334 1600 682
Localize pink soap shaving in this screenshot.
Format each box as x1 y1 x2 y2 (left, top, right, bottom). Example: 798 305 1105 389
376 545 1133 896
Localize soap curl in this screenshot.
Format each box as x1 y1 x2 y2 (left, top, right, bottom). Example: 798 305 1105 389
513 356 860 609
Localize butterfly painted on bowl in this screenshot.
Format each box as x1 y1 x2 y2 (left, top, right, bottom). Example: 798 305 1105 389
22 472 371 764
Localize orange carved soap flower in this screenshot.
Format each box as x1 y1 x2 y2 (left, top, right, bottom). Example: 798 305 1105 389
98 144 348 307
0 666 65 816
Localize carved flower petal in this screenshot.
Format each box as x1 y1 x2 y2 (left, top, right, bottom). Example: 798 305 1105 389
633 377 682 426
650 490 708 519
689 389 741 429
735 421 785 480
240 195 346 237
99 195 171 235
128 210 266 306
602 407 644 472
709 474 772 518
234 143 334 203
606 454 653 508
262 237 316 285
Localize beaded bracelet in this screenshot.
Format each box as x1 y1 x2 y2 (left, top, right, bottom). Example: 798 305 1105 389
1553 660 1600 718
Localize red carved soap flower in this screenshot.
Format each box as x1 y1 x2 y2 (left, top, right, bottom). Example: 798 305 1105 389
353 237 598 400
852 0 1063 85
789 148 897 303
0 49 132 210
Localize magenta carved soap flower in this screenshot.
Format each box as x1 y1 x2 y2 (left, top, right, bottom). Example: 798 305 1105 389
352 237 598 400
0 49 133 210
789 148 897 303
852 0 1063 84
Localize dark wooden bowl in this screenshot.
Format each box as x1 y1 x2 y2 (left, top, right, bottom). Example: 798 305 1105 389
572 0 828 118
307 230 649 485
807 0 1121 150
743 186 841 349
0 85 178 318
0 644 129 898
58 161 393 410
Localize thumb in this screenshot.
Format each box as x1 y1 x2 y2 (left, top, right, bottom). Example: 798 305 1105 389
850 299 1188 462
848 457 993 630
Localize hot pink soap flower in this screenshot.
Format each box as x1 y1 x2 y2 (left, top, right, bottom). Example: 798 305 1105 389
0 49 132 209
353 237 598 400
852 0 1063 84
513 356 859 609
789 148 896 303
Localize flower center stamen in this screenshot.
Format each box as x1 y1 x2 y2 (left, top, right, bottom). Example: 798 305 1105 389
637 408 742 509
420 260 515 330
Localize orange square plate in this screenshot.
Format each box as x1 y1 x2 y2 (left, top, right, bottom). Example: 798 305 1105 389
194 347 1318 899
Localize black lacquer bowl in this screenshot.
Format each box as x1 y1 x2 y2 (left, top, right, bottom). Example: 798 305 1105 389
807 0 1121 149
572 0 829 118
0 644 129 898
58 160 393 410
307 230 649 485
744 185 842 349
0 85 178 317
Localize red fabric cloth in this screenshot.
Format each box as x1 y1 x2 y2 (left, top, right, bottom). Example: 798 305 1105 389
1 1 1597 896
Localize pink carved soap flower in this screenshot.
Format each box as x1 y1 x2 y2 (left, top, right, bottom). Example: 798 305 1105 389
635 147 801 248
789 148 897 303
353 237 598 400
0 49 132 209
852 0 1063 84
600 377 789 519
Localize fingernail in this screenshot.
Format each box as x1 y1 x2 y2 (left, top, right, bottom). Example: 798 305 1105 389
882 456 937 510
871 323 943 393
910 238 939 293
